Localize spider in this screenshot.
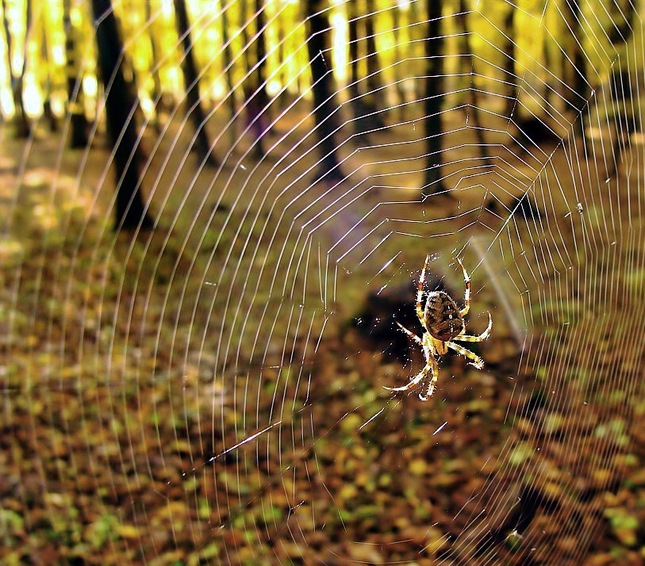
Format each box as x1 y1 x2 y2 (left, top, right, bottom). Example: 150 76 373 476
385 256 492 401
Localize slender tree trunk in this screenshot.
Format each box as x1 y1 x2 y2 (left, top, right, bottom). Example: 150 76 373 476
562 0 588 146
306 1 343 182
91 0 153 231
421 3 445 196
254 0 269 121
501 2 517 118
2 0 32 138
392 5 408 120
456 0 490 165
562 0 587 112
63 0 89 147
364 0 382 112
173 0 217 166
145 0 163 134
40 11 59 132
607 0 639 45
347 0 366 142
348 2 385 145
220 3 238 146
244 0 269 159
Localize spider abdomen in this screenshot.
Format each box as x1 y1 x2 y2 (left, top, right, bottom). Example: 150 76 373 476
424 291 464 341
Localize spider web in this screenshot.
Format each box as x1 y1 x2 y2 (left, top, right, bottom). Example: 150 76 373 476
1 0 644 564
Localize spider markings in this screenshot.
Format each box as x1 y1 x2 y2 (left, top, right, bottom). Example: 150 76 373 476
423 291 464 345
385 256 492 401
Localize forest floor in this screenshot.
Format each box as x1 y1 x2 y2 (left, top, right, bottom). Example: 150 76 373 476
1 107 645 565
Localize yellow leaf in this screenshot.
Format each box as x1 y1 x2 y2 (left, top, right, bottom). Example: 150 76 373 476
116 524 140 539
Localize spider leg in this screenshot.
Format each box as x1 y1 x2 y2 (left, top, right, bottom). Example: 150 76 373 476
446 341 484 369
384 354 439 399
386 326 440 400
419 361 439 401
396 322 423 346
454 312 492 342
416 255 431 333
457 257 471 317
384 362 430 392
386 323 432 391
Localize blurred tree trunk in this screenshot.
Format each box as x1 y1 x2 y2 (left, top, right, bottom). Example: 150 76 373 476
144 0 163 134
347 2 385 145
347 2 365 141
501 2 517 118
220 3 238 146
562 0 588 142
2 0 32 138
421 2 445 197
606 0 639 46
40 11 59 132
392 5 408 120
63 0 89 147
91 0 153 231
563 0 587 102
242 0 269 159
173 0 217 166
456 0 490 166
254 0 269 121
363 0 382 109
604 1 639 178
306 1 343 181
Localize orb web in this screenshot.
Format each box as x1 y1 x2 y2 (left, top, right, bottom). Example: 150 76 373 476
1 1 643 564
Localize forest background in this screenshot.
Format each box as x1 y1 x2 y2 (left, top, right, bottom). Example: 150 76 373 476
1 0 645 564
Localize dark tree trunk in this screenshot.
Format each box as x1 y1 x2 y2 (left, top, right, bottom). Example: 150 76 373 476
254 0 269 122
243 0 269 159
91 0 153 231
456 0 490 166
364 0 380 96
63 0 89 147
501 3 517 118
562 0 588 144
421 3 445 196
563 0 588 111
173 0 217 166
220 4 239 146
347 2 385 145
607 0 639 45
306 2 343 182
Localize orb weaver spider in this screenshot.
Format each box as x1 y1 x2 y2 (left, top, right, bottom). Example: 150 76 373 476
385 256 492 400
